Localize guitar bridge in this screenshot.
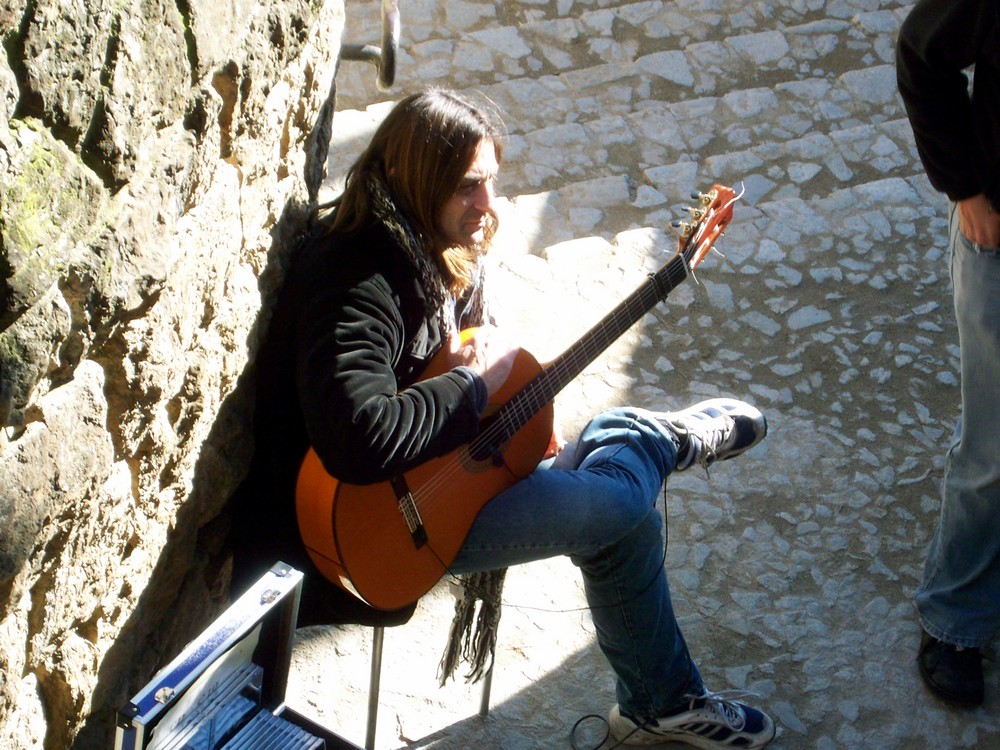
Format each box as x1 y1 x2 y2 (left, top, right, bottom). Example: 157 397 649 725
391 476 427 549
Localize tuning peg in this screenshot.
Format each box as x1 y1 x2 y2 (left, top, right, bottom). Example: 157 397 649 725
671 219 694 237
691 188 718 206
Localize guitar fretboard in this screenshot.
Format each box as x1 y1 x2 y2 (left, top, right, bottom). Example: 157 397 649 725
476 252 690 450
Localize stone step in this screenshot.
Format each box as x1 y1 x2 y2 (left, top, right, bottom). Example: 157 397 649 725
325 101 921 252
495 71 906 186
326 74 912 200
493 142 926 256
335 0 907 118
328 0 911 201
326 0 924 275
451 13 901 113
391 0 851 50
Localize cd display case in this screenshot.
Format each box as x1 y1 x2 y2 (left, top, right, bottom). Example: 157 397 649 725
114 562 360 750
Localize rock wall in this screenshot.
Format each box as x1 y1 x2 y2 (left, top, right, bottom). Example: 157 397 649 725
0 1 345 747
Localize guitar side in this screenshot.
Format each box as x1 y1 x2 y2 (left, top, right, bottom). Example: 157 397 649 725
296 345 554 611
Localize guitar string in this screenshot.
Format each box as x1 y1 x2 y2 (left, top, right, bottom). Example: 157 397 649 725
407 229 699 515
404 260 691 516
456 186 741 458
399 188 739 519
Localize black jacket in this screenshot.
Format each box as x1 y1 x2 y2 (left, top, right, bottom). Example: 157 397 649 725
287 221 486 485
896 0 1000 210
230 186 488 625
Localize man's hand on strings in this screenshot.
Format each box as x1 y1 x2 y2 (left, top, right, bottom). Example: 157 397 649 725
447 325 519 398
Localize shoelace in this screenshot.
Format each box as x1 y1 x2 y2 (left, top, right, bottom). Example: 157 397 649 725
666 413 736 469
680 689 758 731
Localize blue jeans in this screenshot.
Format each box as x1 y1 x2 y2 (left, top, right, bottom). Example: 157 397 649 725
916 202 1000 648
451 407 703 717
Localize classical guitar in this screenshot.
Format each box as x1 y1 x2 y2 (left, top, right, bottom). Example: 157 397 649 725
296 184 740 610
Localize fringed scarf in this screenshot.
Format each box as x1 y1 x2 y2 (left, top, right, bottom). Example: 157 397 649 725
438 570 507 685
367 176 508 686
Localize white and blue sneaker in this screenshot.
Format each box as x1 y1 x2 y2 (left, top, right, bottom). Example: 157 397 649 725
656 398 767 471
609 691 776 748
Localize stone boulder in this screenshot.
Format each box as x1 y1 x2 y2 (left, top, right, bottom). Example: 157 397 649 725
0 1 345 747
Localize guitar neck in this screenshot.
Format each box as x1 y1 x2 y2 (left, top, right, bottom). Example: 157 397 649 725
488 252 690 442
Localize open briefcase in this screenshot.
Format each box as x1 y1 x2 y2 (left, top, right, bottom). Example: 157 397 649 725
114 561 361 750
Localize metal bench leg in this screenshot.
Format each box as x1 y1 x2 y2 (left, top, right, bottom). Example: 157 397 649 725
366 626 384 750
366 624 494 747
478 661 494 718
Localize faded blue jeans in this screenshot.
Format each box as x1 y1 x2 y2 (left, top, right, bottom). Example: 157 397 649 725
451 407 703 718
916 201 1000 648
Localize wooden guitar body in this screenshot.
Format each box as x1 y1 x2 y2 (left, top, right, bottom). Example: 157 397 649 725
296 345 554 611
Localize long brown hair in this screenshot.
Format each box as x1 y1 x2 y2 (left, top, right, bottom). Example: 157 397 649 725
330 89 505 295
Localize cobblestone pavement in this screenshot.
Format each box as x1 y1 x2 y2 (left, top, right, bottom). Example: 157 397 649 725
287 1 1000 748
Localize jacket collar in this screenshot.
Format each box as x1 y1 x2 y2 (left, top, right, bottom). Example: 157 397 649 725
366 176 451 320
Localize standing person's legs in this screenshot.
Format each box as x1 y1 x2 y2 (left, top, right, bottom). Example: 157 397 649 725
917 202 1000 704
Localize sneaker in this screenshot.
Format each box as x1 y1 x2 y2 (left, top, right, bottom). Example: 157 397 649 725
609 692 776 748
657 398 767 471
917 631 985 706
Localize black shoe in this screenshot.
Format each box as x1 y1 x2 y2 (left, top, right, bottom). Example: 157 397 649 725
917 632 984 706
655 398 767 471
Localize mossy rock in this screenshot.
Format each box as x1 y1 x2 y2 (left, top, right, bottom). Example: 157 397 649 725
1 119 107 328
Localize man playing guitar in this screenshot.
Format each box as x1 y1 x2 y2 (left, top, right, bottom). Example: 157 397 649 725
233 88 775 749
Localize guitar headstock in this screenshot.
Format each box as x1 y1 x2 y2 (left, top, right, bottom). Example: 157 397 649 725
673 184 740 271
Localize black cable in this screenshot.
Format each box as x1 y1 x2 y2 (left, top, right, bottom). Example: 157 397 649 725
569 714 609 750
569 713 652 750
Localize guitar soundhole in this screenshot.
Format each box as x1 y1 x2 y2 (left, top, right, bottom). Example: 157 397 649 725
468 440 503 464
468 412 507 465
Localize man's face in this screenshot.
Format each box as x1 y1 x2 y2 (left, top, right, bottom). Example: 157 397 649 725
437 138 499 249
